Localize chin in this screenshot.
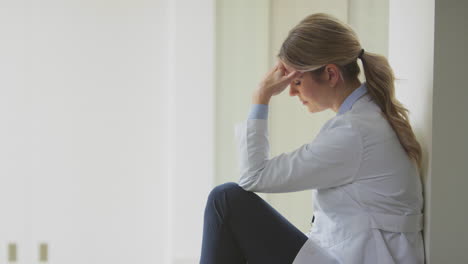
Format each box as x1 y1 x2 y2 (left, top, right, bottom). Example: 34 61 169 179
307 106 325 113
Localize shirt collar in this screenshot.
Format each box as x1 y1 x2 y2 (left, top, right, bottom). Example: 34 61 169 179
337 82 368 116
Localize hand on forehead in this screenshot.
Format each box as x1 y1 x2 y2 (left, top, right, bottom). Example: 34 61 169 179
278 59 298 74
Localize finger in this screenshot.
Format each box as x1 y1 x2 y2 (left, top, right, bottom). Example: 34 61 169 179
279 61 297 76
274 71 297 88
284 70 299 80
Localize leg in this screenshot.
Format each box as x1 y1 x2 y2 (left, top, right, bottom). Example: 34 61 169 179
200 182 308 264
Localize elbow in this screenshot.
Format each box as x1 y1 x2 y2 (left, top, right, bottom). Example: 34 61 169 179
238 172 261 192
238 160 268 192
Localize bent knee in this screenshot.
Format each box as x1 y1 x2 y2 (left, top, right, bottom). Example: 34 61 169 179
207 182 243 201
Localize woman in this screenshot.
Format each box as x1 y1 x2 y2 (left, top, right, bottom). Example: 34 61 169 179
200 13 424 264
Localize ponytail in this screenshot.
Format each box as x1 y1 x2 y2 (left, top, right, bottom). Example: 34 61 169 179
360 51 423 172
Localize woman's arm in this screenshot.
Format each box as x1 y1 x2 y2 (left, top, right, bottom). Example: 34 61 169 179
234 117 362 193
235 60 362 193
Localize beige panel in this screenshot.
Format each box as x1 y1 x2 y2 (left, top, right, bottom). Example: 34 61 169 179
8 243 17 262
39 243 48 262
215 0 271 194
348 0 389 82
348 0 389 57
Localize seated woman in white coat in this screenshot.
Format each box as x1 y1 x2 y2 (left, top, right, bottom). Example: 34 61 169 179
200 13 424 264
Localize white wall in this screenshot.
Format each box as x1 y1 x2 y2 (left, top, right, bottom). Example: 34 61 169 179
0 0 215 263
168 0 215 263
388 1 435 260
0 1 171 262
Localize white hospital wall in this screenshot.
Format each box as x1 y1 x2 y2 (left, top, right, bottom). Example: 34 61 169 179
0 0 215 263
168 0 215 262
0 1 172 262
388 0 434 259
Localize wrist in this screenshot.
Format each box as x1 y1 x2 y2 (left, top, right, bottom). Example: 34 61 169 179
252 90 272 105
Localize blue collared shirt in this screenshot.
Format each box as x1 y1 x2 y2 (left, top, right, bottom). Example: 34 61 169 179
336 82 368 115
248 82 368 119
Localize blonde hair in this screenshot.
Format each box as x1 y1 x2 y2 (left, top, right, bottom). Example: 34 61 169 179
278 13 422 172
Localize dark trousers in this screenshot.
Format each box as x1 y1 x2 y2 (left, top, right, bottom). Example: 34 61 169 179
200 182 308 264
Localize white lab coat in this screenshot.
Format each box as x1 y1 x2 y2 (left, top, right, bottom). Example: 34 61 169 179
234 94 424 264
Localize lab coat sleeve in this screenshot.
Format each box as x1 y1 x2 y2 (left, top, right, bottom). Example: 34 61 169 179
234 118 362 193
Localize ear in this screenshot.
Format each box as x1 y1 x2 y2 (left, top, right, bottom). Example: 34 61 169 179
325 64 340 87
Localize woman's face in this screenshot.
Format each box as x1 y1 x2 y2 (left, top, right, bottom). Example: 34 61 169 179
282 61 336 113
